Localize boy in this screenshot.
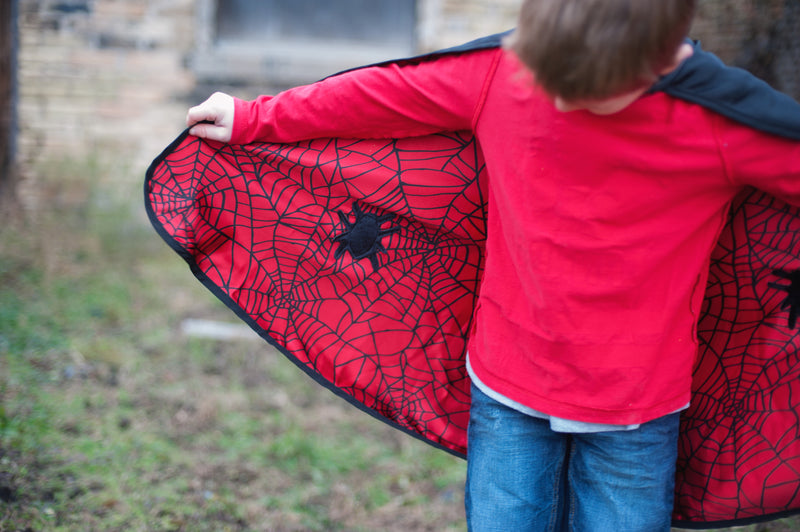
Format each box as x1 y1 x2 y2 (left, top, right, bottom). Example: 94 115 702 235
185 0 800 529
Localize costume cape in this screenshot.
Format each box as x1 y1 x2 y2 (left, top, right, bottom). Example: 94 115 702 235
145 32 800 528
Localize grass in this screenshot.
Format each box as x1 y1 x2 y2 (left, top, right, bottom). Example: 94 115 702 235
2 154 799 531
0 155 467 531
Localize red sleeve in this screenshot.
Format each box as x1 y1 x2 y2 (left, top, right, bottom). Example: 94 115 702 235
718 114 800 205
230 48 502 145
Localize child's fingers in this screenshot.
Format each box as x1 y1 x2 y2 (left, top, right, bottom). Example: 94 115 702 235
185 103 216 128
187 122 212 138
185 92 234 142
188 122 231 143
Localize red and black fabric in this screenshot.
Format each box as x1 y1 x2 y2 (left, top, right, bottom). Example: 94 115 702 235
145 34 800 528
147 133 486 455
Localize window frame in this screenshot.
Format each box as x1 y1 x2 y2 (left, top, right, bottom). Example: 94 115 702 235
191 0 418 89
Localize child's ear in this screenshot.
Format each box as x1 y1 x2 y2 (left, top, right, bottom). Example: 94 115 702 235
659 43 694 76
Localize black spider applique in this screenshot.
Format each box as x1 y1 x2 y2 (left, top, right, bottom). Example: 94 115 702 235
333 203 400 271
768 268 800 329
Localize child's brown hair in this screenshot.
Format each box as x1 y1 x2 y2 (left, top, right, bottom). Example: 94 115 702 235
508 0 696 100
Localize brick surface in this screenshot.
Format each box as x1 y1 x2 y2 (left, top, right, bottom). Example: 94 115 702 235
14 0 800 214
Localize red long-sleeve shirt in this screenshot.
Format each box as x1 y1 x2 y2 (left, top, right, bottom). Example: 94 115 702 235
230 47 800 425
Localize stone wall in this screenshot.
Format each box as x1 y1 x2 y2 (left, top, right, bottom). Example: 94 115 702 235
11 0 800 212
15 0 523 177
17 0 196 179
418 0 520 51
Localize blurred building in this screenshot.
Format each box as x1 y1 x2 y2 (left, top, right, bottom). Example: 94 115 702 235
5 0 800 207
10 0 522 203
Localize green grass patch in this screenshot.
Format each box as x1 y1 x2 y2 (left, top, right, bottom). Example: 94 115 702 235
5 153 800 532
0 155 468 531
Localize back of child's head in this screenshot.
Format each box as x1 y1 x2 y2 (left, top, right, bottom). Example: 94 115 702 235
508 0 696 100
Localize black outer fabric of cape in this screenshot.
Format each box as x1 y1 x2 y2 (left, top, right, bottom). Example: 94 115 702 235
145 32 800 529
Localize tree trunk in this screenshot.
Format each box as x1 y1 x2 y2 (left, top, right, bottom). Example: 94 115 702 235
0 0 18 203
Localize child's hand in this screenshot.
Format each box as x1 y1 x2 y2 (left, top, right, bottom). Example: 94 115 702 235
186 92 234 142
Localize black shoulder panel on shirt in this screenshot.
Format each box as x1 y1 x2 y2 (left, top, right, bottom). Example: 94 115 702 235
334 33 800 142
651 40 800 141
327 30 512 79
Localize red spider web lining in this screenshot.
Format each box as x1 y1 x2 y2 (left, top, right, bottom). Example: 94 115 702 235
146 131 800 527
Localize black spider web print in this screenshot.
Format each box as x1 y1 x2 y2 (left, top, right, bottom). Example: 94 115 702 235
674 188 800 527
146 131 487 455
147 132 800 526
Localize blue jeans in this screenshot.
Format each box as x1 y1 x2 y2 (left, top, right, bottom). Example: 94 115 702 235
465 384 679 532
